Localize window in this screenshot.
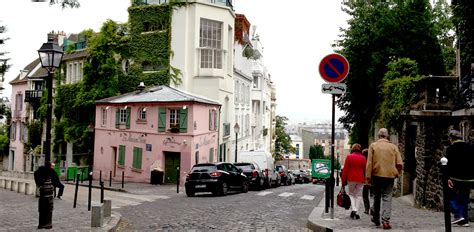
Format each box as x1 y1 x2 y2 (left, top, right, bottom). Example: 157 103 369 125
138 107 147 121
119 108 128 124
234 81 239 103
101 108 107 126
132 147 142 169
240 83 245 104
169 109 180 127
118 145 125 166
195 151 199 165
10 122 16 140
253 76 259 88
209 109 218 131
15 93 23 111
200 19 223 69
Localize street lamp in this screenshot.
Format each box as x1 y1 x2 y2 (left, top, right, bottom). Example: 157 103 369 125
35 35 63 229
234 123 240 162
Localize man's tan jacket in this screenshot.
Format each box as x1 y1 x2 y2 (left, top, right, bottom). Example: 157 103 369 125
366 138 403 181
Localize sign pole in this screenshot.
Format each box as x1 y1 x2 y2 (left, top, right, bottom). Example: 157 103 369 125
330 94 336 219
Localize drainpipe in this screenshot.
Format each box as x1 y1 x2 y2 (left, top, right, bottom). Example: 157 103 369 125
217 105 222 162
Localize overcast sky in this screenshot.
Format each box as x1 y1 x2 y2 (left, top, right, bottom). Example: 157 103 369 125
1 0 348 123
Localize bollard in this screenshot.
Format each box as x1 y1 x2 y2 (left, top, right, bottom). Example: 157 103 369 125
100 181 104 203
73 174 80 208
91 204 104 228
103 199 112 218
121 171 124 189
88 172 92 211
99 170 102 184
325 179 330 213
441 157 451 232
109 170 112 187
176 166 180 194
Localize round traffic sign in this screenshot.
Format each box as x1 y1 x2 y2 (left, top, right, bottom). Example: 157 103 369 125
319 53 350 83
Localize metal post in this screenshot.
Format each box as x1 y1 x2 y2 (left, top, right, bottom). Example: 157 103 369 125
336 152 340 187
325 180 330 213
109 170 112 187
99 170 102 184
73 173 80 208
88 172 92 211
176 166 180 194
330 94 336 219
235 132 238 163
100 181 104 203
441 157 451 232
121 171 124 189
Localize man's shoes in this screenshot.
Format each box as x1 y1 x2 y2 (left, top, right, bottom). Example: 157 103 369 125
364 209 370 215
355 214 360 220
382 222 392 230
57 196 62 199
451 217 464 224
456 219 470 227
350 211 356 219
371 216 380 226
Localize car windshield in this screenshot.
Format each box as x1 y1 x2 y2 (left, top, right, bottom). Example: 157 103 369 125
276 166 284 171
293 170 301 175
234 164 253 171
191 165 216 173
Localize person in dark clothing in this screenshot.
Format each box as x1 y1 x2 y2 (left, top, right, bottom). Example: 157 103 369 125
361 148 371 215
34 162 55 229
446 130 474 227
50 163 64 199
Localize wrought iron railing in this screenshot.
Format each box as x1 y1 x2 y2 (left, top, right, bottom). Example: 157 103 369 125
25 90 43 103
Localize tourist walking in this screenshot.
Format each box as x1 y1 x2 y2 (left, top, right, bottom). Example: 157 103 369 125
342 143 367 220
446 129 474 227
366 128 403 230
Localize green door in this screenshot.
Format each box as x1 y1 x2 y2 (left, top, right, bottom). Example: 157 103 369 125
164 152 181 183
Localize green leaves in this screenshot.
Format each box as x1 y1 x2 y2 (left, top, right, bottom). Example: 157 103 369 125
273 116 295 161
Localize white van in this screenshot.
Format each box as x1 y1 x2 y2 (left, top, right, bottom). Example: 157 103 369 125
239 150 280 188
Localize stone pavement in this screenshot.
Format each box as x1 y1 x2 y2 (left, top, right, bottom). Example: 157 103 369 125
307 186 472 232
0 179 177 231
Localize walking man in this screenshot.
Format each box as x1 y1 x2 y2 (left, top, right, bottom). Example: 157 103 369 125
446 129 473 227
366 128 403 230
50 163 64 199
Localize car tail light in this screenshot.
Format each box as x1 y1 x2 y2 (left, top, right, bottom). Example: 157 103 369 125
264 169 269 177
210 171 221 177
252 170 258 178
279 172 285 177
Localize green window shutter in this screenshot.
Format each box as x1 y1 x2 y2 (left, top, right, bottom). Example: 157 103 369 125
132 147 142 169
118 145 125 166
115 109 120 129
126 108 131 129
179 108 188 133
158 108 166 132
209 110 212 130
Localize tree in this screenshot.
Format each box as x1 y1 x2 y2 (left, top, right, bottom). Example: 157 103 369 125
0 24 9 94
273 116 295 161
309 144 324 160
31 0 80 8
335 0 445 147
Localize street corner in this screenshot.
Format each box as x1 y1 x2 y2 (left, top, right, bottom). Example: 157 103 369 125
307 197 339 232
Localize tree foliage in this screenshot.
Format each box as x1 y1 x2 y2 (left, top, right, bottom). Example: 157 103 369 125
379 58 422 130
46 0 80 8
452 0 474 76
335 0 445 148
309 144 324 160
273 116 295 161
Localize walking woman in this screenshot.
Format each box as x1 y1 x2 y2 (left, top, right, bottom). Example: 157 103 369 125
342 143 367 219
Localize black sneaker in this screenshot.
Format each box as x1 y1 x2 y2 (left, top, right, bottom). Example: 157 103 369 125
457 219 470 227
350 211 356 219
57 196 62 200
355 214 360 220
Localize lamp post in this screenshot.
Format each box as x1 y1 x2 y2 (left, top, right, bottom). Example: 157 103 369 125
234 123 240 162
35 35 63 229
336 151 340 186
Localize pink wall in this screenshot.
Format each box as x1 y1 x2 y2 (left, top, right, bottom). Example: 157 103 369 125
9 82 28 171
93 102 219 184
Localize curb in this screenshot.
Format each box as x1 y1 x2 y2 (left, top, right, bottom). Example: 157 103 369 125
306 196 334 232
64 182 128 193
90 211 122 232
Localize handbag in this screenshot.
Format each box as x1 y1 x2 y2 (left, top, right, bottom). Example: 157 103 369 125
336 188 351 210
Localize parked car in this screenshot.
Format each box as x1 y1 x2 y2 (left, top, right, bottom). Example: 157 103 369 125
239 150 280 188
234 162 265 190
287 171 296 185
292 170 305 184
275 165 290 185
185 162 249 197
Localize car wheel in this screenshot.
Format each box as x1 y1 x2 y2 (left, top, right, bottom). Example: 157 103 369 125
186 189 195 197
221 182 228 196
258 178 264 190
242 181 249 193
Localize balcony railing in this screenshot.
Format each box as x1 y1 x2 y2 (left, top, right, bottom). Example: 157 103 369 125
132 0 233 10
25 90 43 103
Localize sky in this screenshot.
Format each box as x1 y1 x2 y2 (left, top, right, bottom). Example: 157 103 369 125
0 0 348 124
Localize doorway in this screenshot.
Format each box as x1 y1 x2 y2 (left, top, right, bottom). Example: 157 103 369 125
404 124 417 195
164 152 181 183
112 146 117 177
9 150 15 171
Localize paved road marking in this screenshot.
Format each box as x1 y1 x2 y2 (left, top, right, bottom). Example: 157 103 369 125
278 192 294 197
256 191 273 196
300 195 315 200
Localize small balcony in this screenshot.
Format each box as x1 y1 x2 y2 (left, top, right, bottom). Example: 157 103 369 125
25 90 43 103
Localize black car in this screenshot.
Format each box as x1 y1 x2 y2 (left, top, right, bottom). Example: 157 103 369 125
292 170 309 184
185 162 249 197
234 162 265 190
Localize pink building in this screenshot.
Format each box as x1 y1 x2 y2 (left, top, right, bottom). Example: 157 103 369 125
93 85 220 184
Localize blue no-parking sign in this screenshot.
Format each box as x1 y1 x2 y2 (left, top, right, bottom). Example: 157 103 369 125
319 53 350 83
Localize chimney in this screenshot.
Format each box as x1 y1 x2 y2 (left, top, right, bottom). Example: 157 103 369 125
137 82 145 92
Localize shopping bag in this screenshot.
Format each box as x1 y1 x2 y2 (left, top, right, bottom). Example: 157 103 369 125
336 188 351 210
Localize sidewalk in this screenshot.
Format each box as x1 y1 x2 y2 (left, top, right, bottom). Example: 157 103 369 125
64 178 181 195
307 186 472 232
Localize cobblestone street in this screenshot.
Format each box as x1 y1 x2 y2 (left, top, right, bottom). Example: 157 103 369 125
116 184 323 231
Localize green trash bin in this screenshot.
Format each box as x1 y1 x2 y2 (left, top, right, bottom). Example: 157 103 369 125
67 167 78 181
